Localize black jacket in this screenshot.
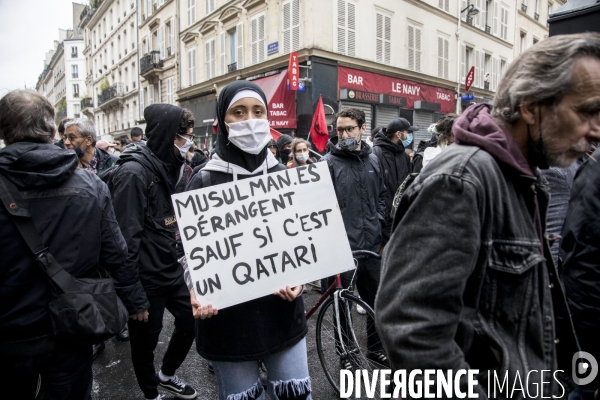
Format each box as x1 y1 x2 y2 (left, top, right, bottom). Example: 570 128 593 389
185 166 308 361
560 147 600 391
371 132 412 243
321 139 387 253
106 104 187 296
376 104 578 398
0 143 145 342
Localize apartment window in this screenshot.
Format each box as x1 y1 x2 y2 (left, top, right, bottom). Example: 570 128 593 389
438 0 449 12
336 0 356 57
146 0 152 16
73 104 81 118
188 0 196 26
437 36 449 79
71 46 78 58
206 38 216 79
166 20 174 56
73 84 80 98
520 31 526 53
229 24 244 70
375 12 391 64
166 77 174 104
187 48 196 86
282 0 300 54
205 0 215 15
407 23 422 72
500 5 509 40
548 2 553 18
140 87 145 113
251 14 266 65
460 45 472 84
484 53 491 89
474 0 486 29
72 65 79 78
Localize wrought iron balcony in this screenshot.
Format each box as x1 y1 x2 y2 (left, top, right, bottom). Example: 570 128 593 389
534 12 540 20
484 81 490 90
228 62 238 73
97 83 124 107
485 24 491 34
521 3 527 12
81 97 94 109
140 51 164 75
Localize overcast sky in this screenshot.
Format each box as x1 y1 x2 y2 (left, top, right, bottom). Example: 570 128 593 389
0 0 78 98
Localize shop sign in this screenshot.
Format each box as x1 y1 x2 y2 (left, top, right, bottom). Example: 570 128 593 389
338 67 455 113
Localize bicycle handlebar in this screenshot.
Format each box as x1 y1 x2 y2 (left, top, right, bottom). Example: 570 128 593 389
351 250 382 260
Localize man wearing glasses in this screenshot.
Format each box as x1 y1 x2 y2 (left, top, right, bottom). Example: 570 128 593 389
321 108 389 369
105 104 198 400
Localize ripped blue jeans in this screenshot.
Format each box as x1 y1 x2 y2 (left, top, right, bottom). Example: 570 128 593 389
212 337 311 400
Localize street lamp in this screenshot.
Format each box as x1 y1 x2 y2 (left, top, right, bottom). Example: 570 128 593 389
456 3 480 113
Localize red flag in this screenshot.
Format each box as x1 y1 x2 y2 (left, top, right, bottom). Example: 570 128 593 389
309 95 328 152
270 127 282 141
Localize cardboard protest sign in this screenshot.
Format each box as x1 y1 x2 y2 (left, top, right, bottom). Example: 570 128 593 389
172 163 355 309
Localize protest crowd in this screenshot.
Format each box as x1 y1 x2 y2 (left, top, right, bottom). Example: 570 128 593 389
1 32 600 400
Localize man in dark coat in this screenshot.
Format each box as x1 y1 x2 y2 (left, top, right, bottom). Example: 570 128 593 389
560 146 600 399
63 118 118 179
372 117 417 243
322 107 389 368
0 90 147 400
106 104 198 400
376 33 600 398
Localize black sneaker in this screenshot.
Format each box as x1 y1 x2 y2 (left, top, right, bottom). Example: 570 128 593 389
340 356 354 370
157 374 197 399
367 351 390 368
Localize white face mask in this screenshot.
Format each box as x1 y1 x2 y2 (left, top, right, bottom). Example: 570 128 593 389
226 119 271 154
295 152 309 163
174 135 193 159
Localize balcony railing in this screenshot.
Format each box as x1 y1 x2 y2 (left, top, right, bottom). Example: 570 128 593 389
167 46 172 56
484 81 490 90
521 3 527 12
534 12 540 20
81 98 94 108
140 51 164 74
97 83 124 106
485 24 491 34
466 16 473 25
228 62 238 73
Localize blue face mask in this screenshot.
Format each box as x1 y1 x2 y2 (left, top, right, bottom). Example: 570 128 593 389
402 133 413 147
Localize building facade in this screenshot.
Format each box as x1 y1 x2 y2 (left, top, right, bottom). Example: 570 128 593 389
175 0 517 149
137 0 180 112
514 0 566 59
80 0 141 141
36 24 86 122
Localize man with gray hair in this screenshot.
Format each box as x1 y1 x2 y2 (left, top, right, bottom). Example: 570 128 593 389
64 118 117 178
376 33 600 398
0 90 148 399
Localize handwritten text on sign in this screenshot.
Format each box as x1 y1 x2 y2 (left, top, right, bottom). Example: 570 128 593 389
172 163 355 309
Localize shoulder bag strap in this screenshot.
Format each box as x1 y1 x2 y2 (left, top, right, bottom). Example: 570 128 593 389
0 173 80 294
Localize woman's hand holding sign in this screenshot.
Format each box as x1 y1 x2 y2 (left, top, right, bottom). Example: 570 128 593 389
274 285 302 302
190 290 218 319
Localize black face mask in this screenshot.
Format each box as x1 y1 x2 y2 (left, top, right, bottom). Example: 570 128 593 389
74 147 85 158
281 149 292 156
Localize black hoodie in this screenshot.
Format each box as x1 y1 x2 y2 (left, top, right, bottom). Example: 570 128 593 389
0 143 144 341
106 104 187 296
372 131 412 242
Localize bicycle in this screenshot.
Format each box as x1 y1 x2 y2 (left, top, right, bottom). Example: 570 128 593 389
305 250 387 398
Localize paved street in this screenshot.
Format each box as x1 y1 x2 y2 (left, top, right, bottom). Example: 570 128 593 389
91 287 342 400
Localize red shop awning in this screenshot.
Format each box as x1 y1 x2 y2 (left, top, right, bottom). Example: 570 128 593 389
253 70 297 129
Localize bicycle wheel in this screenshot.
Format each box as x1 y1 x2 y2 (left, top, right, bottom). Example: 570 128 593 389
315 292 387 399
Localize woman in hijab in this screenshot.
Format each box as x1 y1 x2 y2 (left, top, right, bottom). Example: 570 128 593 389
185 81 311 400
